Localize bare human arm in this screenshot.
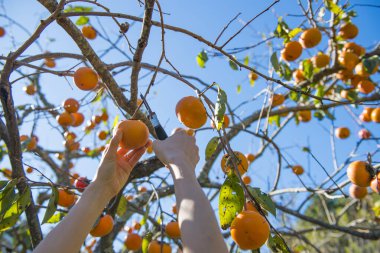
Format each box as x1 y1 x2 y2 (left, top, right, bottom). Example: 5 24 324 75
33 130 148 253
153 130 228 253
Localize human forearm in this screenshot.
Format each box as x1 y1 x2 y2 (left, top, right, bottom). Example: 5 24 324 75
170 163 228 253
33 182 112 253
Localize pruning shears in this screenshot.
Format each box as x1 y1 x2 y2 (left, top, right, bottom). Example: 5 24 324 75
140 93 168 140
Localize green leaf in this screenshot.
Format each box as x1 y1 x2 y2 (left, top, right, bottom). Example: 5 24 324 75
64 5 93 13
363 56 380 74
116 195 128 217
229 58 238 71
236 84 242 94
219 174 245 230
314 111 325 121
112 115 120 131
268 115 281 127
288 27 302 40
324 0 344 18
0 186 31 232
314 85 325 105
270 52 280 72
267 234 290 253
196 50 208 68
289 91 300 102
75 16 89 25
42 185 58 224
0 179 17 217
214 86 227 130
273 17 290 40
324 109 335 120
247 186 276 217
46 212 66 224
302 60 314 80
243 56 250 65
205 137 219 160
279 63 292 81
302 147 310 152
142 232 153 253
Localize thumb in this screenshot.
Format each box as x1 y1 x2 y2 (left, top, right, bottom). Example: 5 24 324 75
108 130 123 153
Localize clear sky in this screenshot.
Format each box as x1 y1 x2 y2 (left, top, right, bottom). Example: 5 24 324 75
1 0 380 251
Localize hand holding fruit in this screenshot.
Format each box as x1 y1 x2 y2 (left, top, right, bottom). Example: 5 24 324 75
92 122 150 199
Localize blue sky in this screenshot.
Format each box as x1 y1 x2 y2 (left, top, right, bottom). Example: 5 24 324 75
1 0 380 251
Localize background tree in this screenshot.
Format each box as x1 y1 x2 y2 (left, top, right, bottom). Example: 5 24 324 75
0 0 379 252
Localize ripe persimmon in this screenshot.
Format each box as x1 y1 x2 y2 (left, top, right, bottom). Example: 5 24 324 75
90 214 114 237
339 23 358 40
358 129 371 139
26 167 33 174
82 25 97 40
0 27 5 37
346 161 372 187
292 165 304 175
335 69 353 82
245 153 255 163
100 111 109 122
57 189 76 207
371 108 380 123
72 112 85 127
350 75 366 88
148 241 172 253
97 130 107 140
230 210 270 250
242 175 251 185
132 220 141 230
56 112 74 127
63 98 80 113
349 184 367 199
357 80 375 94
293 69 305 84
297 110 311 122
211 114 230 129
246 201 258 212
23 84 37 95
270 94 285 107
338 51 359 71
299 28 322 48
92 115 102 124
146 145 153 154
172 204 178 214
26 136 38 150
116 120 149 150
281 41 302 62
73 67 99 91
335 127 350 139
44 58 56 68
312 53 330 68
221 151 248 175
166 221 181 239
138 186 147 193
124 233 142 251
343 42 365 56
185 128 195 136
64 131 77 140
248 71 258 81
175 96 207 129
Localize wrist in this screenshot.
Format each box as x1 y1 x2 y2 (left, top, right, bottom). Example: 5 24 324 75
168 162 196 180
86 180 114 202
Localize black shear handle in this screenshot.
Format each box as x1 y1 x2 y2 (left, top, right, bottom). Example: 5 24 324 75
151 113 168 140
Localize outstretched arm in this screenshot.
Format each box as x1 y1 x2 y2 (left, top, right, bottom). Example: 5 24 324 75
153 130 228 253
34 130 147 253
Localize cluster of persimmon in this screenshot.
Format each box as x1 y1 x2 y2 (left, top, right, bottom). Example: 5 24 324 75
346 161 379 200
